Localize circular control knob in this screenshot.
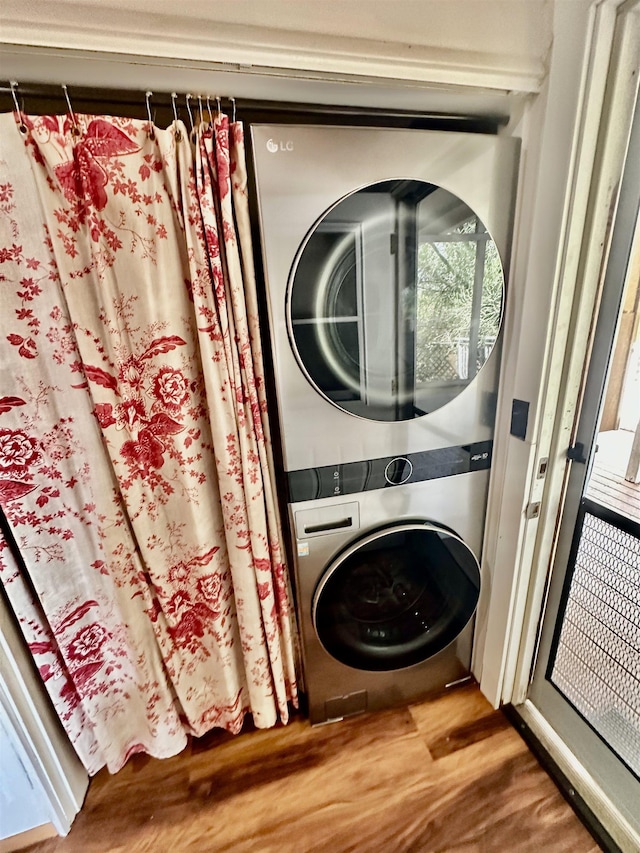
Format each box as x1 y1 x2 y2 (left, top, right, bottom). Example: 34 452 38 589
384 457 413 485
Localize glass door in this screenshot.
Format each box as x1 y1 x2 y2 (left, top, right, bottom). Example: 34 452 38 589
528 93 640 837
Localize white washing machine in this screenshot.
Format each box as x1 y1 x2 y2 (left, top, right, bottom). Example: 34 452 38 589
289 473 488 724
251 124 519 722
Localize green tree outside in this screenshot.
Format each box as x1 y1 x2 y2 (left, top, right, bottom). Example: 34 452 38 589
415 217 504 383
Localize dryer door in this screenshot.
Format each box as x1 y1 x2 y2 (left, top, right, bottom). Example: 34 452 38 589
312 523 480 672
288 180 505 422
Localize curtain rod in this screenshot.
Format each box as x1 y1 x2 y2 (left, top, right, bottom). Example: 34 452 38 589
0 81 508 133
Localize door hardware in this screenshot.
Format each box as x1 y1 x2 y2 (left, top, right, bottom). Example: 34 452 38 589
526 502 541 519
567 442 587 464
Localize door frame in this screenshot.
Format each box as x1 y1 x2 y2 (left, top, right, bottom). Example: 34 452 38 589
525 98 640 844
484 1 639 849
513 0 640 707
479 0 640 708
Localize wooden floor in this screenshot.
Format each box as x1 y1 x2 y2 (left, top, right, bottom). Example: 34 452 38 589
587 429 640 521
24 683 601 853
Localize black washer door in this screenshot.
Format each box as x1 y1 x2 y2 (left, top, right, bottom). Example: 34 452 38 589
312 523 480 671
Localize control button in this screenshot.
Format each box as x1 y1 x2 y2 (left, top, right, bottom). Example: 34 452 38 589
384 457 413 485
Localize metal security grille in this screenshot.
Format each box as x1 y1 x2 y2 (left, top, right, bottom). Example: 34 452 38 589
550 499 640 777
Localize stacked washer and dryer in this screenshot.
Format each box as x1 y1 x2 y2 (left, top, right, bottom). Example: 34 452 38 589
251 125 519 724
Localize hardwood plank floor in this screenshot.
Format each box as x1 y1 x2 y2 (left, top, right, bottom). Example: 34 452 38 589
23 683 602 853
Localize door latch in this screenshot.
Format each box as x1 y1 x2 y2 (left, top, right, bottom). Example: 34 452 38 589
525 501 541 520
567 442 587 464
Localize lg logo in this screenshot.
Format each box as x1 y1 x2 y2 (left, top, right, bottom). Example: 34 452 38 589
266 138 294 153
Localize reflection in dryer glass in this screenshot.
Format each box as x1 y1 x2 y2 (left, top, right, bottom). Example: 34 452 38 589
289 180 505 421
313 526 480 671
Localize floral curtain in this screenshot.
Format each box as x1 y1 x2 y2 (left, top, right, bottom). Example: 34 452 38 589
0 108 297 774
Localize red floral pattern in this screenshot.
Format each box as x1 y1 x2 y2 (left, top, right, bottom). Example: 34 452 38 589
0 110 297 774
67 623 110 661
0 428 40 473
153 366 189 410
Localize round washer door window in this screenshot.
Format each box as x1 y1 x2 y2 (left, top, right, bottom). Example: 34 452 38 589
312 523 480 672
288 180 505 421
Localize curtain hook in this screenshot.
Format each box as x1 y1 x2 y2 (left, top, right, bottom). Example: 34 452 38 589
216 96 221 118
206 96 214 126
171 92 182 142
230 96 236 123
198 95 204 127
62 84 79 135
145 90 155 139
185 94 194 131
9 80 27 134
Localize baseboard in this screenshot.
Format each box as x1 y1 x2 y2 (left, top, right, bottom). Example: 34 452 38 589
0 823 58 853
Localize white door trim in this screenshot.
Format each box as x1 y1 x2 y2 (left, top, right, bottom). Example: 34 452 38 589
0 597 88 837
479 0 640 708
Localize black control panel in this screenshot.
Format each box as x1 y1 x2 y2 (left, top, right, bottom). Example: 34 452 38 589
287 440 493 503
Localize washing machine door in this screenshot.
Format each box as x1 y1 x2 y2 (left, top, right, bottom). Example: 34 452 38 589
312 523 480 671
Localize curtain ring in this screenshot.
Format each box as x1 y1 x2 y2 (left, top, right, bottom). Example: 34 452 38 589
230 97 236 123
145 90 155 139
9 80 27 134
62 84 80 136
171 92 182 141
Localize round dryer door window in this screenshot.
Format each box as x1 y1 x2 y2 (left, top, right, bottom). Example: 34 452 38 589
288 180 505 421
312 523 480 672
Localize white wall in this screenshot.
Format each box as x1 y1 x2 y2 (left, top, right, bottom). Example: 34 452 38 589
2 0 552 92
0 595 89 837
475 0 595 703
0 705 52 839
